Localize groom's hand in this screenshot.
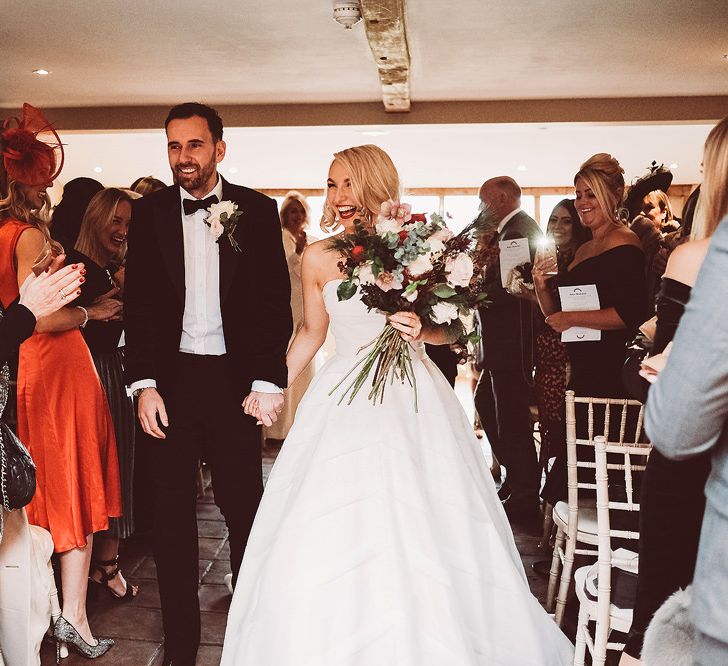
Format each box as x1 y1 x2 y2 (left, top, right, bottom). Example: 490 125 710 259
242 391 284 427
137 387 169 439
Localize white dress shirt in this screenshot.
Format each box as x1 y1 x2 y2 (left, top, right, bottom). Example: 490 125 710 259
128 176 281 395
496 207 522 234
179 178 226 355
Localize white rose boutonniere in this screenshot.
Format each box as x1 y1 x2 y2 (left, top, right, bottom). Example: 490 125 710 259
206 200 243 252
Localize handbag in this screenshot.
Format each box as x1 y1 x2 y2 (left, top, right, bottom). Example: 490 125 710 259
0 418 36 511
0 304 36 515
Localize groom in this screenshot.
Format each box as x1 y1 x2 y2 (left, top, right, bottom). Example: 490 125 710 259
124 102 292 666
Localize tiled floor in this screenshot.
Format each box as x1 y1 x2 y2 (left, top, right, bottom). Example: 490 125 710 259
40 446 573 666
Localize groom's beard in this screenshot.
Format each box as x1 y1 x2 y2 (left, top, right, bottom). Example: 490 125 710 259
173 156 217 194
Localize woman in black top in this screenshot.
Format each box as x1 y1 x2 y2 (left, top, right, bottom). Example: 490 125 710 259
621 114 728 664
533 153 647 505
71 187 139 601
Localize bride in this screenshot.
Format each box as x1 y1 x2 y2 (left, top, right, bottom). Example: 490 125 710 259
221 145 573 665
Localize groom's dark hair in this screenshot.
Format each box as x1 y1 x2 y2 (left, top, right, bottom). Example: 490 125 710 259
165 102 224 143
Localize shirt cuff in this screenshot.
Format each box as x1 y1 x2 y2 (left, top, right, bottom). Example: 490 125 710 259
127 378 157 397
251 380 284 394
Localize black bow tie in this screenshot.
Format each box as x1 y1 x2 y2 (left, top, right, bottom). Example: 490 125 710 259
183 195 218 216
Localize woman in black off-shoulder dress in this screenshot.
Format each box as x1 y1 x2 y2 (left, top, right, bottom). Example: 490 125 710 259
533 153 647 506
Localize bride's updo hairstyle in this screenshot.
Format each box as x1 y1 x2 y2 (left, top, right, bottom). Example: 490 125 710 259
321 144 401 233
574 153 627 224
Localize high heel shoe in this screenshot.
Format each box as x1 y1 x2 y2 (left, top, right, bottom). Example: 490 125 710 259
53 616 114 662
89 556 139 601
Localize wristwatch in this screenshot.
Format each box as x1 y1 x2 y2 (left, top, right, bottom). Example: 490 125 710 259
132 387 152 398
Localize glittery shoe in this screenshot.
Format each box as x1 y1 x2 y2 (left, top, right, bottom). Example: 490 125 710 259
54 616 114 662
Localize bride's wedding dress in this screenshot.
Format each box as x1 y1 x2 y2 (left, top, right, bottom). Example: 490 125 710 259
221 280 573 665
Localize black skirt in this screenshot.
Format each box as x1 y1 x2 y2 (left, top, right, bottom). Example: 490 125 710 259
93 346 135 540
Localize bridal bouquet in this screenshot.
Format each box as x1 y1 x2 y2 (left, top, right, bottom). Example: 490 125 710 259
328 201 496 410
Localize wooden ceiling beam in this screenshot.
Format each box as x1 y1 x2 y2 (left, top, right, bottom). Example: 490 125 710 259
360 0 410 113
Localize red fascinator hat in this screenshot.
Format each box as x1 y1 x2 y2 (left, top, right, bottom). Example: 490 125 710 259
1 103 64 186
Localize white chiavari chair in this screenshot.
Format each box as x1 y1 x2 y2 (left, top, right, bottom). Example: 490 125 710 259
546 391 646 627
573 433 651 665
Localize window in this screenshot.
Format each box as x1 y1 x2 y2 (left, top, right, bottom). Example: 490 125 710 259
403 195 441 219
539 195 574 231
443 195 480 234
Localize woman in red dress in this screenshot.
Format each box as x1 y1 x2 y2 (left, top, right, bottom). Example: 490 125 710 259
0 104 122 659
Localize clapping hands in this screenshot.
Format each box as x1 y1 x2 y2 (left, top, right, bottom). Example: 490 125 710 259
242 391 285 426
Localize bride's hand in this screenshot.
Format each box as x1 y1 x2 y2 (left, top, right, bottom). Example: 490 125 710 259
388 312 423 342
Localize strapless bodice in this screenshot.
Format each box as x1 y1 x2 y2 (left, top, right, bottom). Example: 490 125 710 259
322 279 426 360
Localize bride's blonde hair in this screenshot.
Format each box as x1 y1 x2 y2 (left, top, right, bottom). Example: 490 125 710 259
574 153 627 224
320 144 401 233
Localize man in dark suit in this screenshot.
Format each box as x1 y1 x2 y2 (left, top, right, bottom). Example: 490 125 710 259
124 103 292 666
474 176 542 528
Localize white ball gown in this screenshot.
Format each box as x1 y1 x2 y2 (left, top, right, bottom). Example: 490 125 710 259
221 280 574 665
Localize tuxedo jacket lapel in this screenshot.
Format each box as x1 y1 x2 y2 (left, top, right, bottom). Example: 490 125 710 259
219 178 243 304
153 187 185 303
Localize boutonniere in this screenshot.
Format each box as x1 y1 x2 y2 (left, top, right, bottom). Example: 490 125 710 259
206 200 243 252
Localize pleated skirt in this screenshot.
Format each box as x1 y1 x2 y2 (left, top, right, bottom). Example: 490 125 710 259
93 347 135 540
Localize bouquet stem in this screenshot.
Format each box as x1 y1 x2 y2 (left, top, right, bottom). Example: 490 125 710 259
329 324 418 411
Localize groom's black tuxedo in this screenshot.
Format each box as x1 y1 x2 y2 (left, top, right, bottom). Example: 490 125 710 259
124 178 292 665
124 178 292 397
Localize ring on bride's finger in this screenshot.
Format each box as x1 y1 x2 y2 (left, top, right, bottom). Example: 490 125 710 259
59 287 68 299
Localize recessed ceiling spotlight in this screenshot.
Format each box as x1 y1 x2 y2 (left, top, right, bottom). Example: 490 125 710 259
516 165 527 172
32 69 51 76
93 166 103 173
228 167 239 174
669 163 679 169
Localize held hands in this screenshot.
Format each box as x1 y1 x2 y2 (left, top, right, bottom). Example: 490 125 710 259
18 256 85 319
242 391 285 427
137 387 168 439
388 311 423 342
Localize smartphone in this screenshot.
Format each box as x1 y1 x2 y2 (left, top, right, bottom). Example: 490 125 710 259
538 236 558 275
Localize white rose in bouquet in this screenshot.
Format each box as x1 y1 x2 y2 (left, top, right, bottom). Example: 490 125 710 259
427 238 446 257
375 272 403 292
404 289 418 303
445 253 474 288
376 217 403 236
431 227 454 242
357 263 375 285
430 301 459 325
407 254 433 277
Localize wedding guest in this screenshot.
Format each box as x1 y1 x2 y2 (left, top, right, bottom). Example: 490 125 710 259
0 258 85 665
50 176 103 250
474 176 542 528
644 220 728 666
130 176 166 197
533 153 646 506
0 104 121 658
620 115 728 665
263 191 315 445
626 164 679 310
533 200 590 466
73 187 139 601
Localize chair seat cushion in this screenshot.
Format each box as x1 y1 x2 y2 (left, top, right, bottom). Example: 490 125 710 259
553 500 598 542
575 563 635 632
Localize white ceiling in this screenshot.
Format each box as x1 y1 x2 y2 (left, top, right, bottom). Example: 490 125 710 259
55 122 711 191
2 0 727 108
